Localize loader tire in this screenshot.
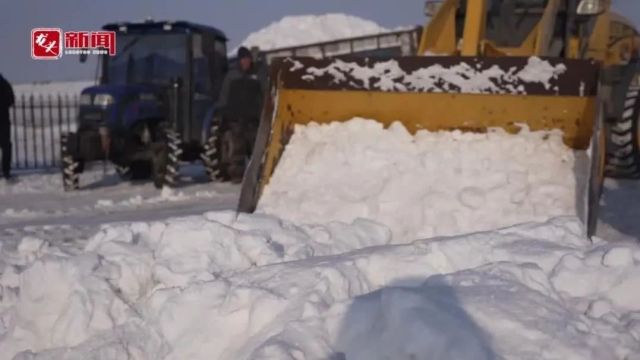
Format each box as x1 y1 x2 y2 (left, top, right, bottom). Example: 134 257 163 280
152 128 182 189
605 85 640 178
61 134 80 191
201 118 230 182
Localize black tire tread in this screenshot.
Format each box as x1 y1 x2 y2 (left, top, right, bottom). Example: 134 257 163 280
163 129 182 187
605 85 640 179
201 120 229 182
61 134 80 191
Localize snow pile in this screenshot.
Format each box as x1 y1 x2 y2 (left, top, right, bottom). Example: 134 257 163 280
259 118 582 241
294 57 567 94
232 14 389 54
1 215 640 359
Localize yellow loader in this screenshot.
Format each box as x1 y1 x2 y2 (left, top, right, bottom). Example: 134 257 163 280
238 0 640 238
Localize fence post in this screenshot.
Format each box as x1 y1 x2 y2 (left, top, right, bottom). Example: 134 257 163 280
39 94 46 168
48 94 55 168
21 94 27 169
11 100 18 169
57 94 63 167
73 94 78 131
65 94 71 134
29 95 38 168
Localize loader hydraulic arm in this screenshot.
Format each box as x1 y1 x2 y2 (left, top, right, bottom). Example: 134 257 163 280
460 0 487 56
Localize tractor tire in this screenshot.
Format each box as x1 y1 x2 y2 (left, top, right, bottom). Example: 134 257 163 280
116 165 131 180
201 118 229 182
61 133 81 191
133 162 153 180
605 85 640 178
152 128 182 189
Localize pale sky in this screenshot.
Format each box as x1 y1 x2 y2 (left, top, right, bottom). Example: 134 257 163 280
1 0 638 83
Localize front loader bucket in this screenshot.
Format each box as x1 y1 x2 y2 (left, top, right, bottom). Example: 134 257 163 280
239 56 604 237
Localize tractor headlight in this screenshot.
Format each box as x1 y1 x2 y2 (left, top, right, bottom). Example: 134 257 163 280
79 93 92 106
94 94 115 107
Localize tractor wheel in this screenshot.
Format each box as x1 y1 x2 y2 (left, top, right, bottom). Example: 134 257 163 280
605 84 640 178
152 128 182 189
130 161 152 180
61 133 81 191
116 165 132 180
201 118 230 182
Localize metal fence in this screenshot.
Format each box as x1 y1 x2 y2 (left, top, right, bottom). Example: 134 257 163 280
260 27 422 64
9 94 79 169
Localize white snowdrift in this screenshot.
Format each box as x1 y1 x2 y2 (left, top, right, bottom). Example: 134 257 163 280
258 118 583 241
1 213 640 360
231 14 389 54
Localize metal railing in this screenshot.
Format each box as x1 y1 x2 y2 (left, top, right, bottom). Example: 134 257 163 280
9 94 79 169
261 26 423 64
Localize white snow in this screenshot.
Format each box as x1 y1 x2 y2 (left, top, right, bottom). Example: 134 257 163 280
2 214 640 360
258 118 582 241
1 53 639 359
231 14 389 54
0 166 240 236
295 57 568 94
2 119 639 360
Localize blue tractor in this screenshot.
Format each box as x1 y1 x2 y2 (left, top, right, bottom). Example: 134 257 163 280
61 20 242 190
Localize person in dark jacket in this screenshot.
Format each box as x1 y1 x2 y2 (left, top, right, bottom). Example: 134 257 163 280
216 46 263 182
216 46 263 120
0 73 14 179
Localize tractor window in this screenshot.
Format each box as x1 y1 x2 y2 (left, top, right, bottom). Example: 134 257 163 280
106 33 187 86
485 0 548 47
456 0 548 48
193 34 211 95
212 39 228 98
215 40 226 56
201 37 227 99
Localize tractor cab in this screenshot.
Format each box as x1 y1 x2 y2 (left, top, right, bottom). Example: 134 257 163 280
78 21 228 153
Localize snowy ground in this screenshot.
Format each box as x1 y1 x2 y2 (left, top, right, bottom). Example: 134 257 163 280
0 119 639 359
0 165 239 248
0 200 639 359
